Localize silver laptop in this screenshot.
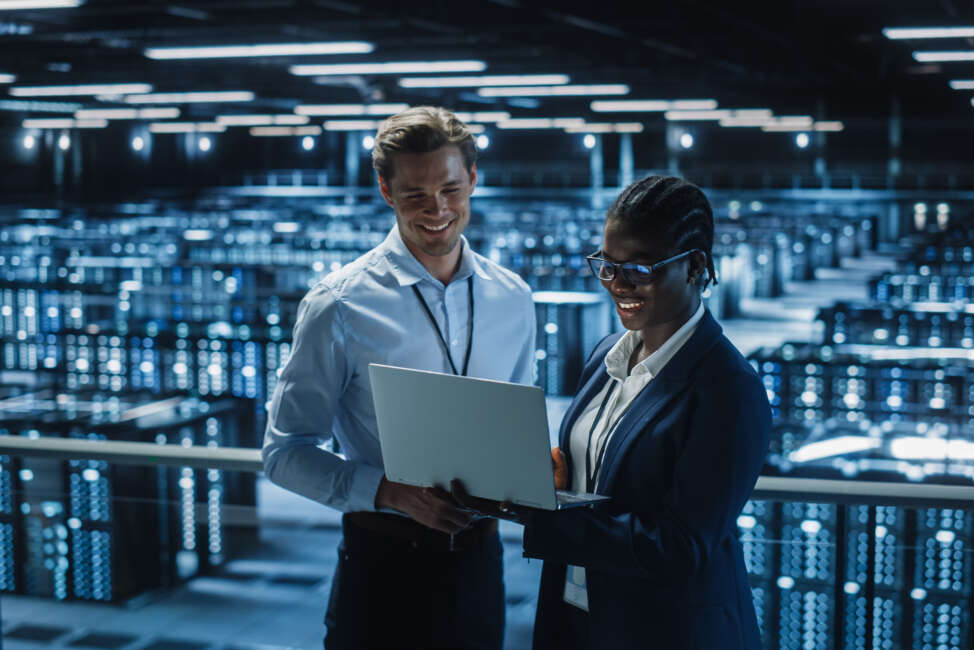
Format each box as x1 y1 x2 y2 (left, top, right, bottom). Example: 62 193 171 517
368 363 609 511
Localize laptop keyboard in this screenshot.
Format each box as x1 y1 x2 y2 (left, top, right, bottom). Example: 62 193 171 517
556 490 600 505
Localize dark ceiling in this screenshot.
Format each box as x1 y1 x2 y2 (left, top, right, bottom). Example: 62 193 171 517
0 0 973 126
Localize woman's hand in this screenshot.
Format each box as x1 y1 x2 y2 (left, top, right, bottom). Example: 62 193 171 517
551 446 568 490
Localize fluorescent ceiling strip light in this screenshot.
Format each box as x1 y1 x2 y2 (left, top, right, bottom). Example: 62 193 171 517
75 107 181 119
123 91 254 104
149 122 226 133
0 73 15 83
884 27 974 39
950 80 974 89
761 124 811 132
719 118 771 128
217 114 309 126
290 60 486 76
11 83 151 97
591 100 670 112
477 84 629 97
563 122 644 133
0 99 80 112
591 99 718 112
813 121 844 132
145 41 374 60
23 118 107 128
669 100 719 110
0 0 83 9
323 120 381 131
913 51 974 62
496 118 586 129
250 126 323 136
771 115 814 126
452 111 510 122
399 74 570 88
731 109 773 118
664 110 730 121
294 103 408 116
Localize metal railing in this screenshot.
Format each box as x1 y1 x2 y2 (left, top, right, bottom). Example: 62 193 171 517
4 435 974 508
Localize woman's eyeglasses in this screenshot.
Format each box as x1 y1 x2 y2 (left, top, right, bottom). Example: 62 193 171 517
586 249 699 285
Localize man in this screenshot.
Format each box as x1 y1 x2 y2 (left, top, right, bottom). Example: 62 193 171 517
262 106 537 650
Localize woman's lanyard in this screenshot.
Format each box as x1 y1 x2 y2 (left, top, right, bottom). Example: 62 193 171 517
411 276 474 377
584 381 620 494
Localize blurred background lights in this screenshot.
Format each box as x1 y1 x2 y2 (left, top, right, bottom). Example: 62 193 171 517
301 135 315 151
22 134 35 150
582 133 596 149
476 134 489 150
57 133 70 150
361 134 375 150
679 132 694 149
198 136 212 152
795 132 810 149
131 136 145 152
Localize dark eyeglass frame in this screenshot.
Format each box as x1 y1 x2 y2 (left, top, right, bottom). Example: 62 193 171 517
586 248 700 285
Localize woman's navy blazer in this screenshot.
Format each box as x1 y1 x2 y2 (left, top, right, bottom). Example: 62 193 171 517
524 309 771 650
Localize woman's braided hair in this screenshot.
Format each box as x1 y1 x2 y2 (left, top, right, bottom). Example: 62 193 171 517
606 175 718 289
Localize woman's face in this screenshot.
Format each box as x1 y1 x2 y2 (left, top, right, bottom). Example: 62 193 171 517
599 216 701 332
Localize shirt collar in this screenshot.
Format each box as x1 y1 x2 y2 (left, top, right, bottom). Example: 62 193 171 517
603 302 706 381
380 224 491 287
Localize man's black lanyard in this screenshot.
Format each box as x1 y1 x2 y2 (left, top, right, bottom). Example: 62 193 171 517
584 381 619 494
411 276 474 377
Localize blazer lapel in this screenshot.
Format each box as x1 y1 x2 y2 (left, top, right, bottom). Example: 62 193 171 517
595 310 724 494
594 377 686 493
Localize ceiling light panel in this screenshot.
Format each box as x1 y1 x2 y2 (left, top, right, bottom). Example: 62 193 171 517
496 118 586 129
11 83 152 96
123 91 255 104
250 126 323 136
290 60 486 75
149 122 226 133
0 99 81 112
477 84 629 97
145 42 374 60
0 0 84 9
591 99 719 112
884 27 974 39
949 80 974 89
295 103 408 116
664 110 730 121
0 73 15 83
23 118 107 128
399 74 570 88
217 114 309 126
563 123 644 133
75 107 180 119
812 121 844 132
322 120 382 131
913 51 974 62
452 111 510 122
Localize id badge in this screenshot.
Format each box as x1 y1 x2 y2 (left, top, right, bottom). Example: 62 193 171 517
563 564 589 611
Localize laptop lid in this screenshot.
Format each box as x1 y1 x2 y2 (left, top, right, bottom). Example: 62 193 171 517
369 363 559 510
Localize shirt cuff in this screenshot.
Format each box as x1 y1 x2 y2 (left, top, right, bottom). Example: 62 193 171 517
346 462 386 512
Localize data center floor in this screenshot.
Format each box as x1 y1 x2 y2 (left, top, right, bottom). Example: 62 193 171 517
1 251 898 650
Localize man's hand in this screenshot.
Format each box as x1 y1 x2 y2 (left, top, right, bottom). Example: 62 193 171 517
450 479 541 526
374 477 474 534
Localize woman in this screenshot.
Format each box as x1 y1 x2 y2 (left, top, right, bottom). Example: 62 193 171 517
486 175 770 649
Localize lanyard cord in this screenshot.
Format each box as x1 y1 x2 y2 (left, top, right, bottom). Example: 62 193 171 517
584 380 620 494
411 276 474 377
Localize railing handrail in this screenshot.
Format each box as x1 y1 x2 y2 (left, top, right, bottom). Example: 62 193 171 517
5 434 974 508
